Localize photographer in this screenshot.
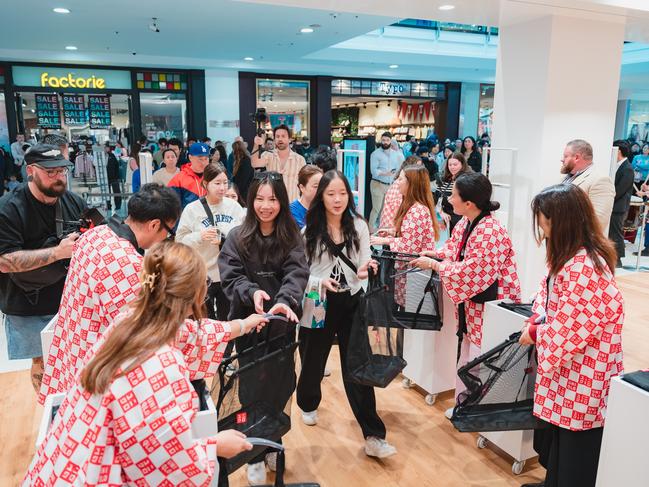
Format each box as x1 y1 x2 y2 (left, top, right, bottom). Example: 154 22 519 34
38 183 180 405
251 124 306 202
0 143 85 393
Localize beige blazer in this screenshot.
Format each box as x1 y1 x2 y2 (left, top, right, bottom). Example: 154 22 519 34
569 165 615 233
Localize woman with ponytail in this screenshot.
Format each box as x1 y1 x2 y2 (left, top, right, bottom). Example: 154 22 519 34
24 241 270 486
411 173 521 416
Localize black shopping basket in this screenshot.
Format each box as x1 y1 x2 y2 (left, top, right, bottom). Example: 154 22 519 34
345 265 408 388
211 317 298 473
368 248 443 331
451 332 546 432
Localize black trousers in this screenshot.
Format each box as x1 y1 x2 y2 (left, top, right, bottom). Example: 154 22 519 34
535 422 604 487
109 181 121 211
296 290 386 440
608 211 626 259
206 281 230 321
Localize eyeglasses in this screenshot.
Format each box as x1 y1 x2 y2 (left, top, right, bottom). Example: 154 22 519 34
32 164 69 178
161 221 176 240
253 171 283 182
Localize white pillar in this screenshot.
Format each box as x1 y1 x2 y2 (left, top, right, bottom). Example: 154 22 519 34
491 1 625 296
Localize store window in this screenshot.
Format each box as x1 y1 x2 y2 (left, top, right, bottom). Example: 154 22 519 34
625 100 649 144
256 79 310 138
140 93 187 142
0 93 8 149
478 84 494 138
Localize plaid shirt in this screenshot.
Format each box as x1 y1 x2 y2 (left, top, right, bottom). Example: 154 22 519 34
435 215 521 347
531 250 624 431
25 317 231 486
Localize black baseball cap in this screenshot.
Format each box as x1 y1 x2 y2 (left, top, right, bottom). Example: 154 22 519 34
25 143 71 168
42 133 69 147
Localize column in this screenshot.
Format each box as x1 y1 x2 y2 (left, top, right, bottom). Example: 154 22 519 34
491 1 626 295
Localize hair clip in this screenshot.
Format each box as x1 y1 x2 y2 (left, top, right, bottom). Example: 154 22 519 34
142 272 157 290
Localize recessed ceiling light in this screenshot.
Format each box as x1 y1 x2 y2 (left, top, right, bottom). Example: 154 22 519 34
389 64 399 69
53 7 70 14
438 4 455 10
300 27 314 33
243 57 254 61
65 45 78 50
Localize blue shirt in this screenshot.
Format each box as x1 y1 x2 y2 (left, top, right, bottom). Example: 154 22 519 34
632 154 649 182
289 199 308 229
370 148 404 185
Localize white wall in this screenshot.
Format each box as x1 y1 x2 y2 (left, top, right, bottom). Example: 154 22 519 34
357 102 401 128
204 69 240 145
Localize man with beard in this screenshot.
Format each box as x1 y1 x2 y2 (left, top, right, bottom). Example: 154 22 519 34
560 139 614 233
369 132 404 230
251 124 306 201
0 143 85 392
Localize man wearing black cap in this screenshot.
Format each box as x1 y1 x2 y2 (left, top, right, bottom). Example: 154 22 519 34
0 143 85 393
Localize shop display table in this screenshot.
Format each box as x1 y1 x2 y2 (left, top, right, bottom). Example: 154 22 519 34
478 300 537 475
596 375 649 487
401 287 458 405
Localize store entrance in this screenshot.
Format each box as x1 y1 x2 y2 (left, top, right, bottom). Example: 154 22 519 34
331 96 438 147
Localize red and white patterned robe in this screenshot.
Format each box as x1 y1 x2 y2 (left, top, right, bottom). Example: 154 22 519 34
24 317 231 486
378 182 402 230
39 225 143 405
387 203 436 305
433 215 521 347
531 250 624 431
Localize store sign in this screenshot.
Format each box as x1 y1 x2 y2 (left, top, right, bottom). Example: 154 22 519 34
88 95 111 128
12 66 132 90
62 94 87 125
35 94 61 129
372 81 410 96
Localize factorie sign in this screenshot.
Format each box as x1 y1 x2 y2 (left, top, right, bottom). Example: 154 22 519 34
40 72 106 89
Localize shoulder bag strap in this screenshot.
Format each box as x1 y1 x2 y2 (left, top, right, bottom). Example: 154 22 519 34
199 197 215 227
325 234 358 275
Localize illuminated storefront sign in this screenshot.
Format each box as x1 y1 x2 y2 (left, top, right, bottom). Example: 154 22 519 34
12 66 132 90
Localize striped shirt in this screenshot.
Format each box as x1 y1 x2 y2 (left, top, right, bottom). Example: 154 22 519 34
260 150 306 201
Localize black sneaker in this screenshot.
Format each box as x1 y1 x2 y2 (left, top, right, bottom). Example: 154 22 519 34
633 248 649 257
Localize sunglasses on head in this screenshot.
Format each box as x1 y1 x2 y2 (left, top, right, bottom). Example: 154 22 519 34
253 171 283 182
161 221 176 240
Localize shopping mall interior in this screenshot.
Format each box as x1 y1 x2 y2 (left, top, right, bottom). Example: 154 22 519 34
1 1 648 486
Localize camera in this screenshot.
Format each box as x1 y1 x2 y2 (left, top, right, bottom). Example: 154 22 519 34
55 208 105 240
250 107 269 136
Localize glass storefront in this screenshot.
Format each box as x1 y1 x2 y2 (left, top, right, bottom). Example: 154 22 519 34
140 92 187 142
625 100 649 144
256 79 310 138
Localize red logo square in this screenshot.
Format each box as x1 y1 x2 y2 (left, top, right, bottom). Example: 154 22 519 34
236 412 248 424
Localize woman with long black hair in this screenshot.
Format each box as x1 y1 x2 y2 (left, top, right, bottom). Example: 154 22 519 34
518 184 624 487
297 170 397 459
218 171 309 485
411 173 521 417
461 136 482 173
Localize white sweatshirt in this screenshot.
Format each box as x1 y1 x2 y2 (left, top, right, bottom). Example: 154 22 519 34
176 197 246 281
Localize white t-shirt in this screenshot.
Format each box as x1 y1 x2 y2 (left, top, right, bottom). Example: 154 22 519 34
175 197 246 281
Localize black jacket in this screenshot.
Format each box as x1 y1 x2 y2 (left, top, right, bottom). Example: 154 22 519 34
465 150 482 173
232 155 254 202
612 159 635 214
106 152 120 182
218 226 309 321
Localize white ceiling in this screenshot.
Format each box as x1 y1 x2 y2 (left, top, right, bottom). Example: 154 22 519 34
2 0 649 95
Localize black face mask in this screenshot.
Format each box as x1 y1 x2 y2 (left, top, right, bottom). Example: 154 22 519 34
381 143 391 150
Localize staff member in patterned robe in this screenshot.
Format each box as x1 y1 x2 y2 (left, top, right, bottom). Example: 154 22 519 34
411 173 521 417
24 242 269 486
519 184 624 487
39 184 180 404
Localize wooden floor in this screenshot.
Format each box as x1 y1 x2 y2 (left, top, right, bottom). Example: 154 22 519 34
2 273 647 487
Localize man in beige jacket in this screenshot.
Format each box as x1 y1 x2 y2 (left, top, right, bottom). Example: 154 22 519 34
560 139 615 233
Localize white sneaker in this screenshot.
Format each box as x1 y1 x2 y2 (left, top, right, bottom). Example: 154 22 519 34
302 409 318 426
247 461 267 485
445 407 454 420
364 436 397 459
265 452 278 472
323 368 332 377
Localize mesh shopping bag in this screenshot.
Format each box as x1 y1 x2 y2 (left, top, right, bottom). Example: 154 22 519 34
451 332 546 432
211 318 298 473
367 249 443 331
345 278 407 388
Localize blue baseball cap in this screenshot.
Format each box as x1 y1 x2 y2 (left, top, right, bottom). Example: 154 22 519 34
188 142 210 156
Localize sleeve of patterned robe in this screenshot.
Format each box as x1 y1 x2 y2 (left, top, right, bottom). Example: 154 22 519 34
176 318 232 380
